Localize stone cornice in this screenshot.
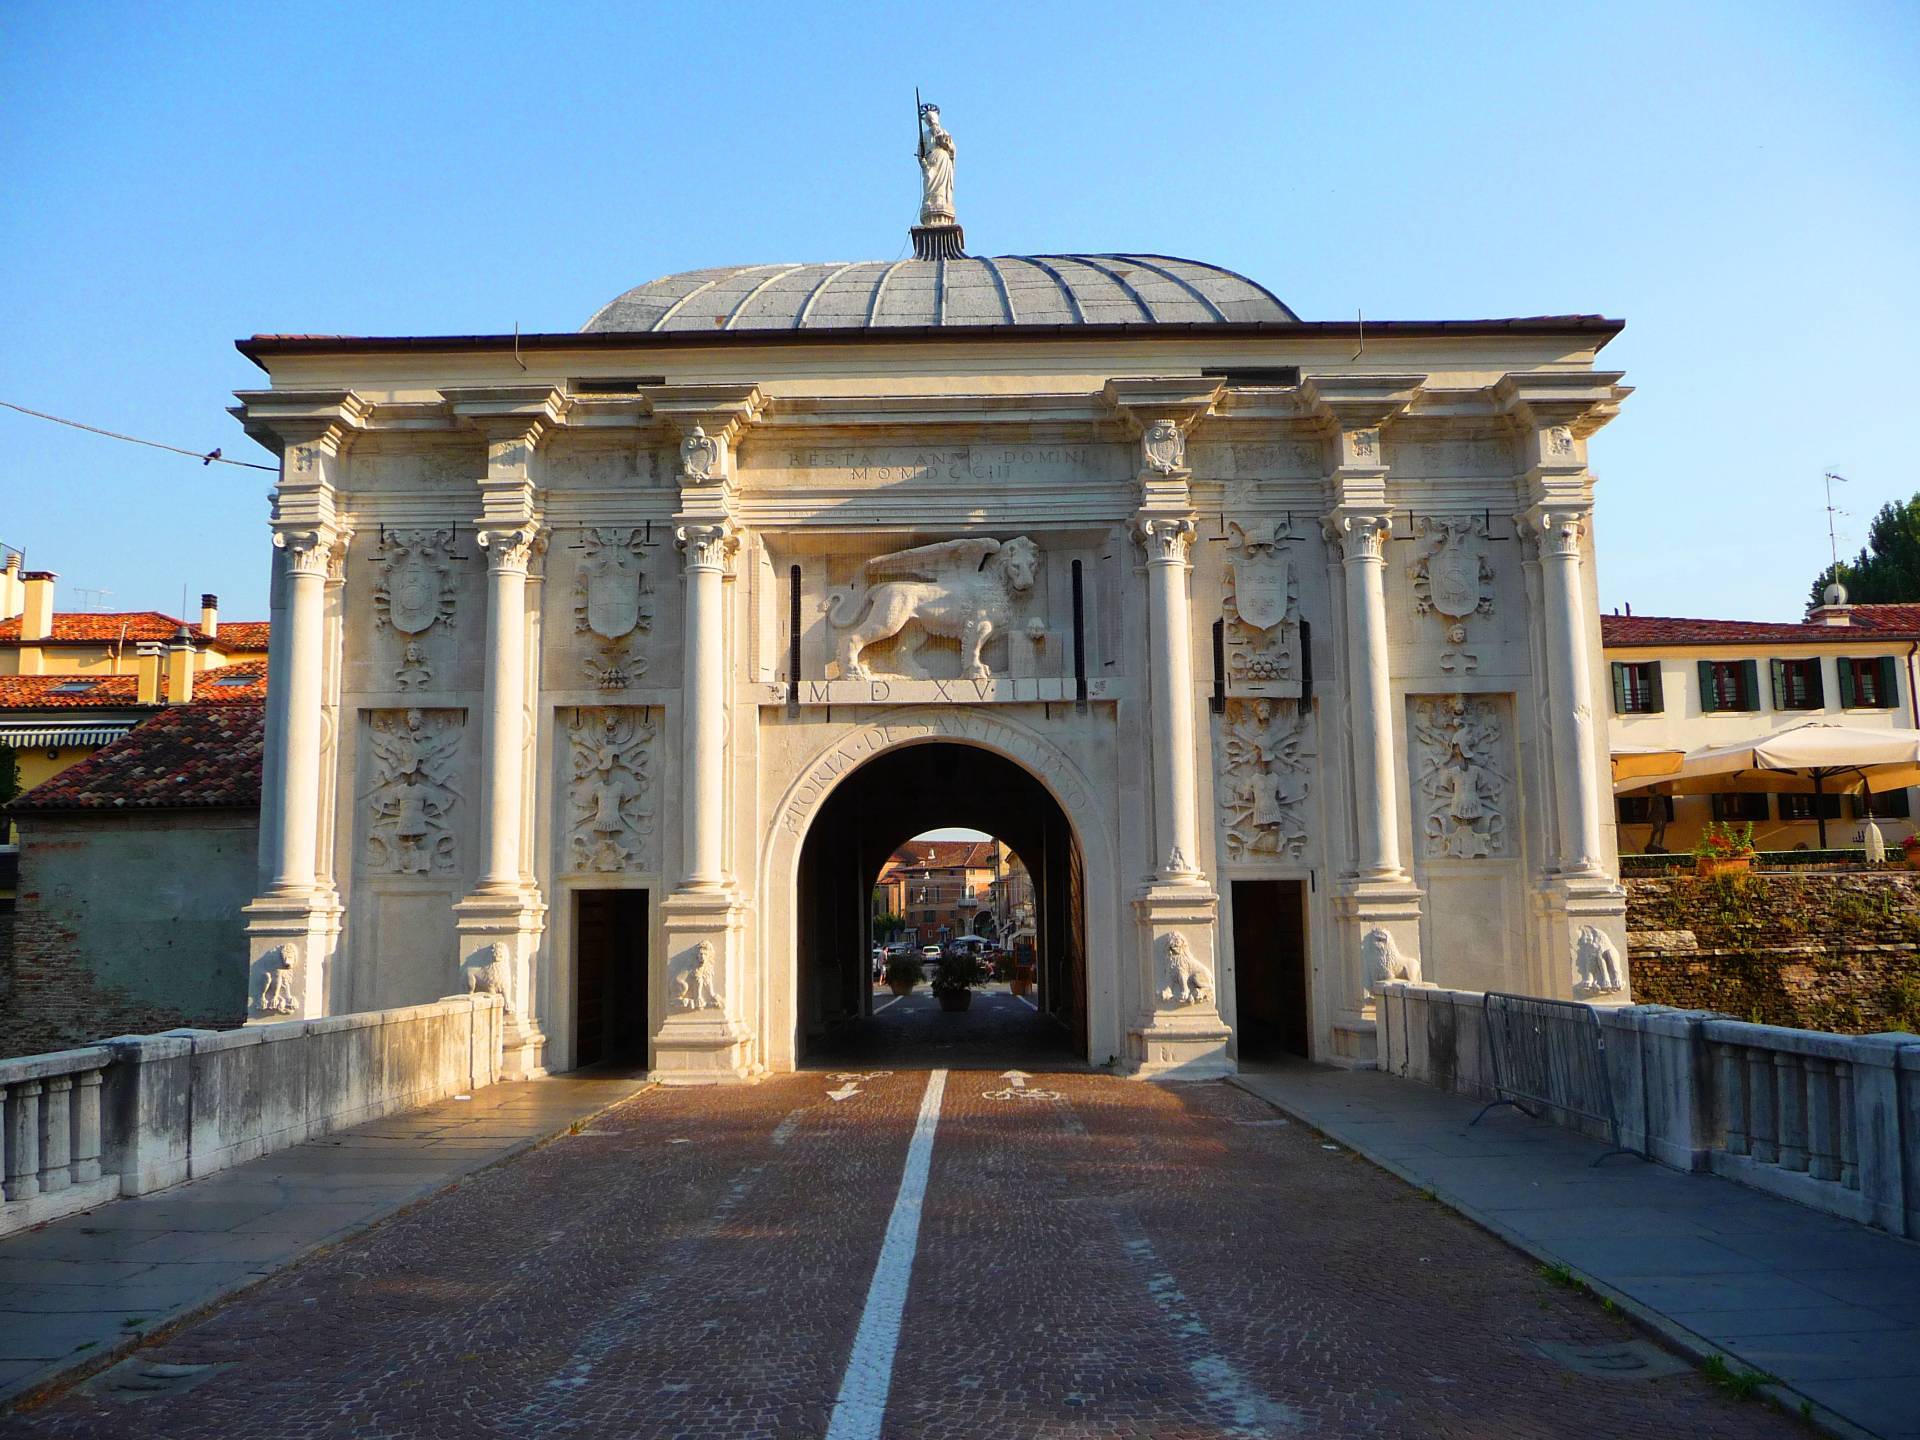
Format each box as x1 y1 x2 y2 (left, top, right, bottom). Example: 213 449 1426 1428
1492 371 1631 436
444 385 573 450
1297 374 1425 432
230 389 373 455
646 384 767 444
1100 377 1224 434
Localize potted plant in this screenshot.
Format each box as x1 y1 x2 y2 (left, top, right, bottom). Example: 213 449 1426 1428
884 955 924 996
1902 833 1920 871
931 953 984 1012
1693 820 1756 878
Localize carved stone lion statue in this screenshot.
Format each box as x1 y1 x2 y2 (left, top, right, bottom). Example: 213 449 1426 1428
1158 932 1214 1008
1362 927 1420 997
257 942 299 1017
830 536 1041 681
464 941 515 1011
675 940 720 1011
1572 925 1625 998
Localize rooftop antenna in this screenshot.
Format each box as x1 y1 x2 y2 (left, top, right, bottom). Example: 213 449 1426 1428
1823 470 1848 577
73 587 113 612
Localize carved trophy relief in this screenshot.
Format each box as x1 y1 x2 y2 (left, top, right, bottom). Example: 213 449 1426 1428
364 707 463 874
1410 695 1510 860
1220 698 1312 860
373 528 459 689
566 707 654 873
1224 519 1301 691
574 528 652 691
829 536 1041 681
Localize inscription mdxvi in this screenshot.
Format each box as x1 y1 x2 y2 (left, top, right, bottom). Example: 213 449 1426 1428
780 446 1090 483
755 677 1107 707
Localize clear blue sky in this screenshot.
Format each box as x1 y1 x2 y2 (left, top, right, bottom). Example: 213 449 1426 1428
3 1 1916 622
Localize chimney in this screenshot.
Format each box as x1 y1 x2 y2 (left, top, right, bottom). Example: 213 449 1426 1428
1810 580 1854 628
0 554 22 623
136 642 165 705
165 625 195 704
200 593 219 639
20 570 56 642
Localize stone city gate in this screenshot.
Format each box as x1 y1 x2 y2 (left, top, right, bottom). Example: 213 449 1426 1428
233 249 1632 1083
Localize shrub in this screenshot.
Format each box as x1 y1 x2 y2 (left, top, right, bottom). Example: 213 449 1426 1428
884 956 925 988
931 953 985 997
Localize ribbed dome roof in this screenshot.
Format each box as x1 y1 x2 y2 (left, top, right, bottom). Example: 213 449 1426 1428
581 255 1296 333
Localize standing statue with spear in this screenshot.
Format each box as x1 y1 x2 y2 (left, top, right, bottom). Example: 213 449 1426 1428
916 92 956 228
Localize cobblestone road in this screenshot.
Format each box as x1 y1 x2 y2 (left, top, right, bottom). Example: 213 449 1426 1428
1 1072 1800 1438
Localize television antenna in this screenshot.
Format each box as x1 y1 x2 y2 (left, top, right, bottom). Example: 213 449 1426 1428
73 587 113 612
1823 470 1848 577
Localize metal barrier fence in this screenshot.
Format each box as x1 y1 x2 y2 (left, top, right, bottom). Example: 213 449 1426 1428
1474 992 1632 1164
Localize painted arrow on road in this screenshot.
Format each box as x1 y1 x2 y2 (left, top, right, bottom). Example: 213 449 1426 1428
1001 1070 1031 1088
827 1085 862 1103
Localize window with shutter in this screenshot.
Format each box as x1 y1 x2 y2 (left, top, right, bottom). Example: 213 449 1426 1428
1740 659 1760 710
1838 656 1856 708
1698 659 1719 712
1879 655 1898 709
1647 663 1664 713
1770 658 1786 710
1611 663 1628 715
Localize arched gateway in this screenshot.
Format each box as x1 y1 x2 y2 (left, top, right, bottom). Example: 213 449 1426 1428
233 119 1633 1080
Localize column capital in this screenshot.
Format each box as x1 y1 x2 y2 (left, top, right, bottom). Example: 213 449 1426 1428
273 525 349 580
676 522 739 572
1519 504 1590 560
1322 508 1394 564
477 524 548 574
1134 515 1195 565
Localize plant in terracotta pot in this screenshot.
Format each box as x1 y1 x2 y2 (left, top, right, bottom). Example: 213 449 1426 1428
1902 833 1920 871
931 952 985 1012
884 955 924 996
1693 820 1756 878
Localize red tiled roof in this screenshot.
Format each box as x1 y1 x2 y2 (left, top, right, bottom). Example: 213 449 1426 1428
1602 614 1920 647
0 612 269 649
885 840 999 873
0 675 142 710
193 660 269 701
9 702 264 812
210 621 271 651
1850 604 1920 635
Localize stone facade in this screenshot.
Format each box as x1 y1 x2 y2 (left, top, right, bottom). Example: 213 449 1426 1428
1627 871 1920 1033
233 275 1633 1079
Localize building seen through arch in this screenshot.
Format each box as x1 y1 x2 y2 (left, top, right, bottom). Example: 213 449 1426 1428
233 126 1632 1078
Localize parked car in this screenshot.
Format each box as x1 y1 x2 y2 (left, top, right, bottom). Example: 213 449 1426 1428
920 944 942 961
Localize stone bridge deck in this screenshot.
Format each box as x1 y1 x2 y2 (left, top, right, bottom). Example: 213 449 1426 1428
0 1054 1838 1438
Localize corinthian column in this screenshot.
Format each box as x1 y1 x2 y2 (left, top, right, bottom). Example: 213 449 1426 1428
1332 510 1404 881
1528 507 1605 873
267 527 336 894
1137 517 1201 879
676 522 736 888
475 525 542 889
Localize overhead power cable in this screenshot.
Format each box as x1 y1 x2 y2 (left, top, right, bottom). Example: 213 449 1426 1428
0 399 278 472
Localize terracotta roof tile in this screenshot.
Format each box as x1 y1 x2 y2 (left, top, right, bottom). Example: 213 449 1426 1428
885 840 999 872
193 660 270 701
0 675 143 710
1850 604 1920 635
0 612 269 649
1602 613 1920 647
8 702 264 812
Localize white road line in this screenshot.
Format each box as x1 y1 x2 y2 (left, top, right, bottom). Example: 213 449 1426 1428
824 1067 948 1440
872 994 902 1013
1014 992 1038 1010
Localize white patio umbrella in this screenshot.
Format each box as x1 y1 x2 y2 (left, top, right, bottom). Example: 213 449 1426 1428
1616 721 1920 847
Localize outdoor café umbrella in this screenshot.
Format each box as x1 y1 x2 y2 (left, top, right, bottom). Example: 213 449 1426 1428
1615 720 1920 847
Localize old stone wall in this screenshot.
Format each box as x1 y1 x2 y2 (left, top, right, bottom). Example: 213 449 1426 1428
1626 870 1920 1034
1 811 255 1058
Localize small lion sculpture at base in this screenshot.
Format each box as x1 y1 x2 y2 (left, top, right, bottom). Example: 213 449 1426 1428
1158 933 1215 1008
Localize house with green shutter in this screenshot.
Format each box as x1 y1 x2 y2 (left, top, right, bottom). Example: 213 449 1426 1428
1604 599 1920 852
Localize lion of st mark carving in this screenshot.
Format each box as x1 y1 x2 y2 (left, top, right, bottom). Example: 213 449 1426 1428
830 536 1041 681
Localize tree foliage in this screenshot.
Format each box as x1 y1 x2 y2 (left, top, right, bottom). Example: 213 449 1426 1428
1811 496 1920 609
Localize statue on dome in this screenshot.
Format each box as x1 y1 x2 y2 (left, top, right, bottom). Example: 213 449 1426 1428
917 101 956 227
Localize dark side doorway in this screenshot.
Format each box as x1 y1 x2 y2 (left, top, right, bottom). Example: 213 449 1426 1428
575 889 648 1066
1231 879 1310 1060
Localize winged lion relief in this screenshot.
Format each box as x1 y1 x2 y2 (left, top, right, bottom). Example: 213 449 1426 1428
829 536 1042 681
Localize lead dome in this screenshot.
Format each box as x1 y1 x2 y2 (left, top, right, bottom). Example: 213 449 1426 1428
581 255 1298 333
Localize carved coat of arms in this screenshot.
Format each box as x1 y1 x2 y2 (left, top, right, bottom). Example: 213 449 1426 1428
680 427 722 484
574 528 650 642
1410 516 1495 628
1224 520 1301 692
1142 420 1185 476
374 529 458 636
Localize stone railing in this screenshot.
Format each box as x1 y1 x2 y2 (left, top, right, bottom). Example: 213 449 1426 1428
1 994 504 1239
1376 983 1920 1239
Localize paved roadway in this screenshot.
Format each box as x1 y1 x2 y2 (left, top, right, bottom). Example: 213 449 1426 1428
0 1061 1801 1437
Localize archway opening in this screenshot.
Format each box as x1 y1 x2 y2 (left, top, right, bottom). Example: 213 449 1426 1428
796 741 1087 1067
